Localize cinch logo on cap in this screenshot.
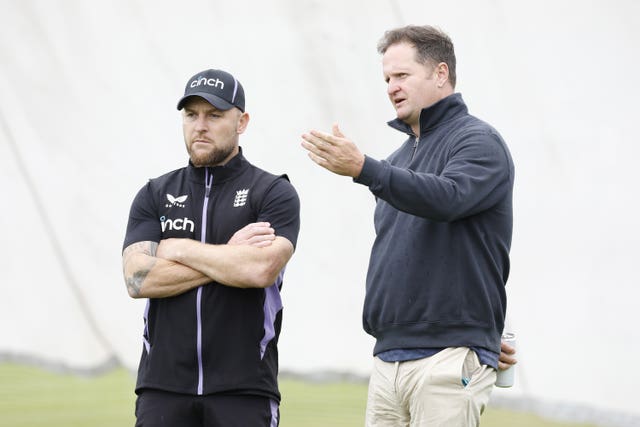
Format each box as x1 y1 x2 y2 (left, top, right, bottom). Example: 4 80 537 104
190 77 224 90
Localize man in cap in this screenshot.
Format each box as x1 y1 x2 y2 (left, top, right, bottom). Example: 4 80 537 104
122 68 300 426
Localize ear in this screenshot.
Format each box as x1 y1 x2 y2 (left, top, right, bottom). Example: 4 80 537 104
236 111 250 134
434 62 450 88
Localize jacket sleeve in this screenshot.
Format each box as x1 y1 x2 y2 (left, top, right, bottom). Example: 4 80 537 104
256 176 301 250
122 181 161 250
354 130 513 222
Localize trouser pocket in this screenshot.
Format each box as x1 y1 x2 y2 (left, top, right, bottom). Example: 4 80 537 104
461 347 482 387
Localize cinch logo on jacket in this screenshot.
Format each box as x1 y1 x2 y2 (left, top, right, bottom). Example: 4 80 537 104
160 215 195 233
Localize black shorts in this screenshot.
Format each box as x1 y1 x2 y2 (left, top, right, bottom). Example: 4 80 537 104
135 389 279 427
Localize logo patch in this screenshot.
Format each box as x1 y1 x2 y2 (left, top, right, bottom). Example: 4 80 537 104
190 76 224 89
166 194 188 208
160 216 195 233
233 189 249 207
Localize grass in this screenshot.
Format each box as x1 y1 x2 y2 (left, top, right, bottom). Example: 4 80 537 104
0 363 595 427
0 363 134 427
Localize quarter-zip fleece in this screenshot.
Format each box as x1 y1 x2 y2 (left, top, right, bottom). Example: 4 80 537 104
355 93 514 355
123 150 300 401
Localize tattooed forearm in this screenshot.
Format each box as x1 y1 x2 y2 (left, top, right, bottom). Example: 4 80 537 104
122 241 159 298
122 239 207 298
124 258 157 297
123 241 158 259
126 269 150 297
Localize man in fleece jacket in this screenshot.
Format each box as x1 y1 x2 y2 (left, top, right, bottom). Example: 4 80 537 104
301 25 517 426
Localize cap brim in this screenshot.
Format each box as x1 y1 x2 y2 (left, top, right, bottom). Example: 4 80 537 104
176 93 235 111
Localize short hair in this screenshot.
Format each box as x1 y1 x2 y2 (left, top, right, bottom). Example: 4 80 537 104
377 25 457 88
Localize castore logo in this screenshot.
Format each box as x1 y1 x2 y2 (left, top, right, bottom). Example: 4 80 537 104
166 194 188 208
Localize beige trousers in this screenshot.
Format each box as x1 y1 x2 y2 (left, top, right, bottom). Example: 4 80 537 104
365 347 496 427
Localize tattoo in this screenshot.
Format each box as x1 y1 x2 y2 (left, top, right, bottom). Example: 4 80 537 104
148 241 158 257
126 269 150 297
123 241 158 258
122 241 159 296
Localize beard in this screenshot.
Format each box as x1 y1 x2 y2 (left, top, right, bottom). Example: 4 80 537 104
188 143 236 167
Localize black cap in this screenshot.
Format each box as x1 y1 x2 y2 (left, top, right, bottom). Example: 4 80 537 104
176 69 245 112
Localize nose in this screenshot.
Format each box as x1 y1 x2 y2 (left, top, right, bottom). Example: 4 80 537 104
194 114 208 132
387 79 400 96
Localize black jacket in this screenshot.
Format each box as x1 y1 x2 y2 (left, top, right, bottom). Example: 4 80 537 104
355 93 514 355
123 150 300 401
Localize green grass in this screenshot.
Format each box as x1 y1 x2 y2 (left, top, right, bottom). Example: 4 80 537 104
0 363 595 427
279 379 596 427
0 363 134 427
280 380 367 426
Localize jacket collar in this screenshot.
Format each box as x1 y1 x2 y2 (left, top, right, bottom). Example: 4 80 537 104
387 93 468 137
187 147 248 184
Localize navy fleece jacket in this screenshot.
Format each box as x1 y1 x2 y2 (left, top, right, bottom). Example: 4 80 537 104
355 93 514 355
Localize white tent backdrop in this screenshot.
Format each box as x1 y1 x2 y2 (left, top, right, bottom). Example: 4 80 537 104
1 1 638 425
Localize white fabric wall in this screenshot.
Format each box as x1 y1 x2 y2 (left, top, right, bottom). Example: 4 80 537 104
1 0 638 424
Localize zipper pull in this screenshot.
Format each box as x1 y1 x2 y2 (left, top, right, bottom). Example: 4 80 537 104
205 168 213 197
411 136 419 160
